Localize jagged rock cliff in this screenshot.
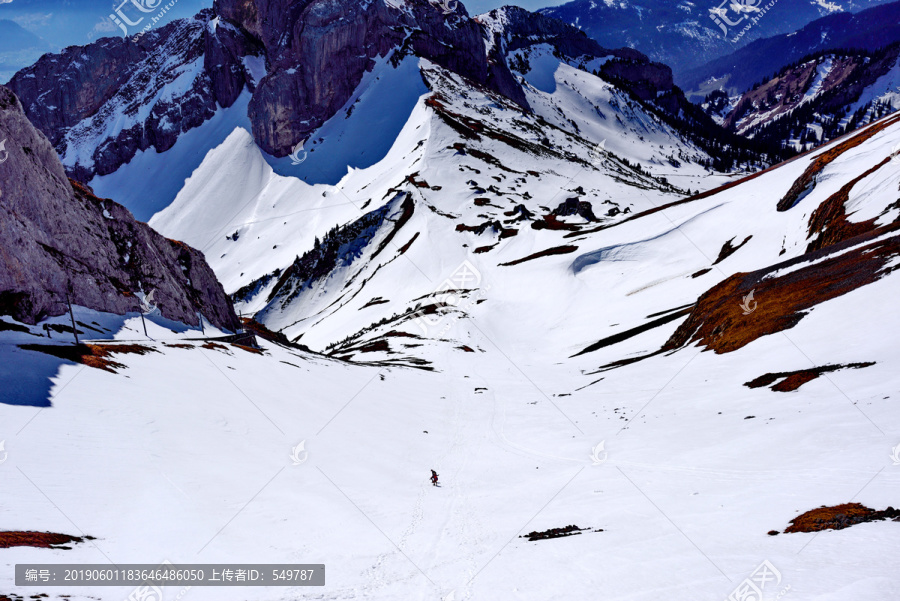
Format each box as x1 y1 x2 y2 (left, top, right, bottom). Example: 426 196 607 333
7 9 262 183
0 85 239 330
7 0 700 178
217 0 498 156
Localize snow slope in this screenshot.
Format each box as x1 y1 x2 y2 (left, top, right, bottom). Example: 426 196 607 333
4 24 900 601
151 57 722 346
3 109 900 597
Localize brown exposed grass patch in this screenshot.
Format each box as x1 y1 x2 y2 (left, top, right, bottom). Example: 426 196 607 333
456 222 518 238
240 319 312 353
805 157 891 253
777 114 900 211
745 362 875 392
0 531 94 549
398 232 420 255
404 172 431 188
201 341 229 351
0 321 31 334
231 343 264 355
664 231 900 354
18 343 157 373
500 245 579 267
783 503 900 533
532 214 581 232
163 343 194 349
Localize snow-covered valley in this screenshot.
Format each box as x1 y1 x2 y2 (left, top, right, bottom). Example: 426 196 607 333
2 2 900 600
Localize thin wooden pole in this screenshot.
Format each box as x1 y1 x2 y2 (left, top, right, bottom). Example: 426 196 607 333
66 293 79 345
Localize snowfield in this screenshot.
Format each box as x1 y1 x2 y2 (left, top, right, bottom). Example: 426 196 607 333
3 39 900 601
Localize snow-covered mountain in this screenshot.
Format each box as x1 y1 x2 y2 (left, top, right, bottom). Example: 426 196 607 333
6 1 757 221
681 0 900 99
4 45 900 601
3 2 900 601
702 44 900 152
540 0 888 78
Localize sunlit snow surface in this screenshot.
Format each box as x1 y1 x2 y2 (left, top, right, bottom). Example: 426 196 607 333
3 52 900 601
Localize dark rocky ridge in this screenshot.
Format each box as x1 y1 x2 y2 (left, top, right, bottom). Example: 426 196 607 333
476 6 648 109
226 0 497 156
8 10 261 182
0 85 239 330
7 0 689 178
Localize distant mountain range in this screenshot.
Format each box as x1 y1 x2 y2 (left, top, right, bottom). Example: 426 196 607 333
702 44 900 154
539 0 889 78
0 19 45 54
6 1 767 220
682 0 900 99
0 19 50 83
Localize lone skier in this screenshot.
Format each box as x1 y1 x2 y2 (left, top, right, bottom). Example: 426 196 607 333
430 470 439 486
